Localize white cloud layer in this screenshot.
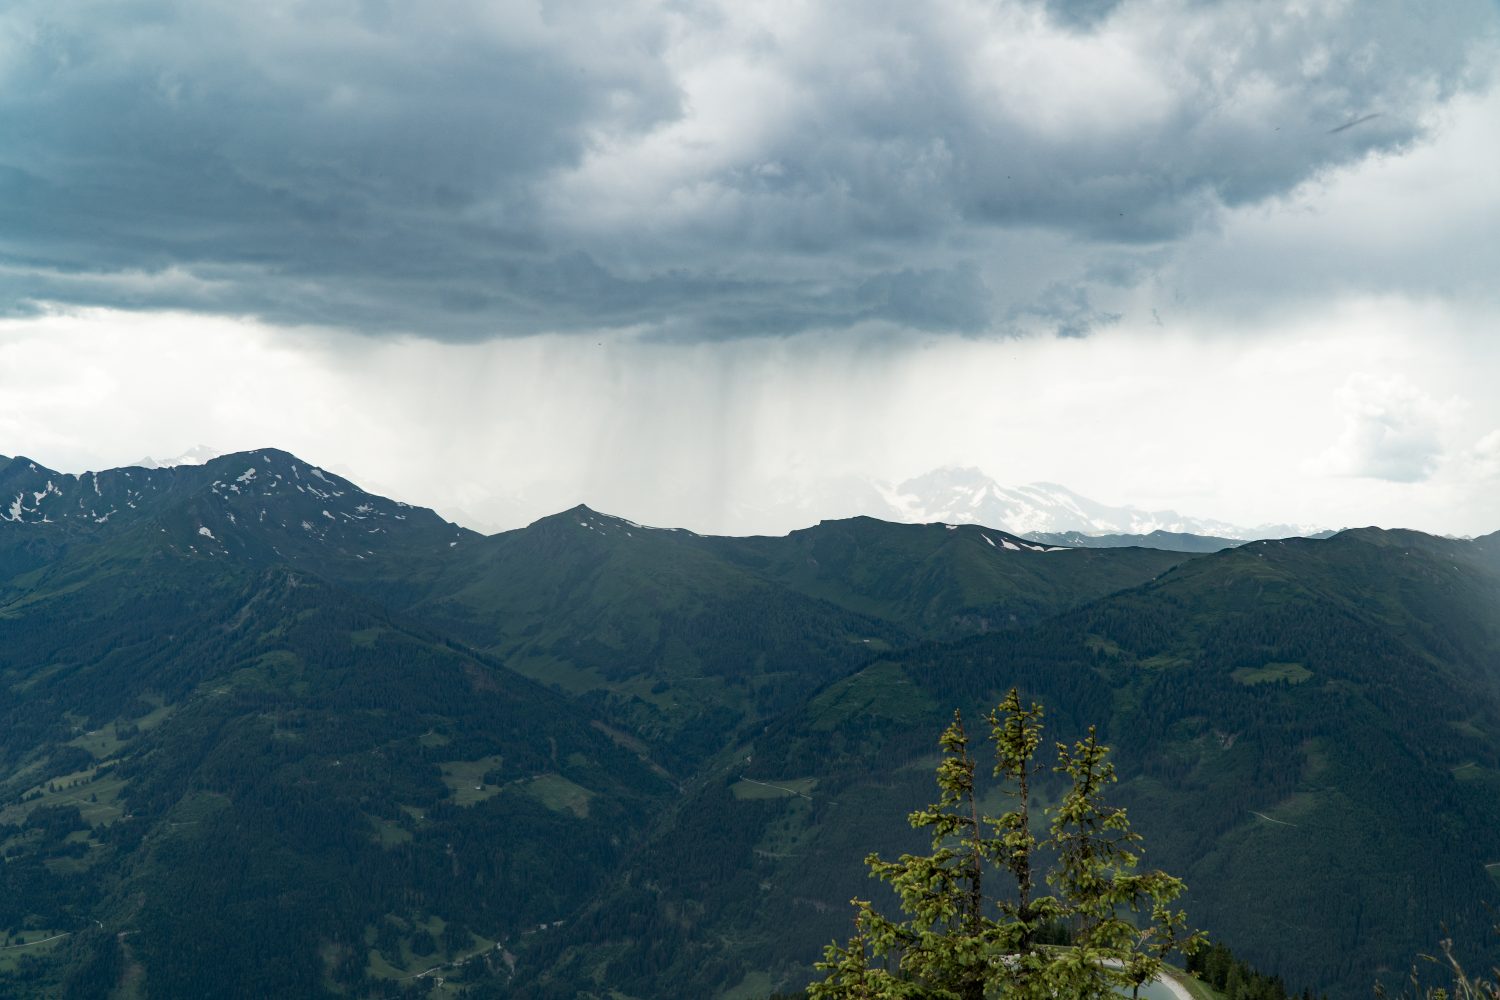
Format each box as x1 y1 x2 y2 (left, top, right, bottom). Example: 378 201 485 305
1471 430 1500 482
2 293 1496 537
1316 374 1454 483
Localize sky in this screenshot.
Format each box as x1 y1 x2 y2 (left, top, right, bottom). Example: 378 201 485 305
1 0 1497 536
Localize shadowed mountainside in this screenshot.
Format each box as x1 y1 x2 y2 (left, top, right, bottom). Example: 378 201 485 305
0 449 1495 998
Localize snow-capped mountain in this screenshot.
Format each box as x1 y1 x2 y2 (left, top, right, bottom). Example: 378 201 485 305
0 449 470 563
881 467 1321 541
133 444 222 469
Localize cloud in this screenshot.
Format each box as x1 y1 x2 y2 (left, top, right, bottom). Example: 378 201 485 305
1004 282 1120 338
1149 84 1500 329
1040 0 1126 30
5 301 1498 536
0 0 1495 339
1318 374 1454 483
1469 429 1500 481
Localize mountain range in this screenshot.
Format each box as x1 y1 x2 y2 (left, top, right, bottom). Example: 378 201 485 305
1 448 1496 999
112 447 1323 542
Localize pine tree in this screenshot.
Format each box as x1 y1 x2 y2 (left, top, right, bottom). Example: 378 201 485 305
809 689 1203 999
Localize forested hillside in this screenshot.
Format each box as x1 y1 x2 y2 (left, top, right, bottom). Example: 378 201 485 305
1 450 1496 998
551 529 1500 997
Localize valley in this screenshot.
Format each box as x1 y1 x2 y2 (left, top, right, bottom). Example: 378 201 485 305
0 450 1497 998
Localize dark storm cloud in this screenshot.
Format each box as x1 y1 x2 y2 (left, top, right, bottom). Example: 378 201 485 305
0 0 1494 339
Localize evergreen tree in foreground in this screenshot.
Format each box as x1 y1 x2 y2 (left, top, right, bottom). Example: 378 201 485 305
810 689 1204 999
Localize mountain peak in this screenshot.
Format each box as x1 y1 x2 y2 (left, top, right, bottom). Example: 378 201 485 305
526 503 690 538
133 444 222 469
0 447 473 563
876 469 1324 541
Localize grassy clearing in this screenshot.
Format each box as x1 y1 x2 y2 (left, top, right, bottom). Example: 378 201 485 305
590 719 647 755
1258 790 1321 824
0 930 68 974
525 774 596 818
83 697 177 749
68 723 128 759
753 794 819 859
1232 662 1312 685
1450 761 1487 782
720 969 774 1000
0 756 49 796
370 815 413 847
731 777 817 801
614 672 685 711
439 756 505 806
0 763 128 827
224 651 307 695
1138 653 1193 670
43 829 106 874
362 913 498 989
351 627 387 648
1163 966 1220 1000
505 653 610 696
808 661 934 730
392 914 447 975
365 946 408 981
160 790 231 830
1084 634 1124 656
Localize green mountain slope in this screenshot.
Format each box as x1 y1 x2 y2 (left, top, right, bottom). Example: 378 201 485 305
0 472 667 998
521 528 1500 999
3 452 1191 996
1470 528 1500 577
697 515 1188 634
3 449 1497 999
392 506 904 767
391 508 1188 767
